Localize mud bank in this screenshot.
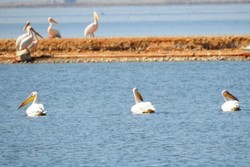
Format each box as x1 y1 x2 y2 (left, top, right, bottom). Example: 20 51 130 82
1 36 250 63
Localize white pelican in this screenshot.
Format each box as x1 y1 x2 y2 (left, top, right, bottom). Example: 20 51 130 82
16 21 31 50
18 91 46 117
18 26 43 52
48 17 62 38
131 88 155 114
221 90 240 112
84 11 99 37
16 22 43 51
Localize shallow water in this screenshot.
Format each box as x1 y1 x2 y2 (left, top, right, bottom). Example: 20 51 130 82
0 4 250 38
0 62 250 166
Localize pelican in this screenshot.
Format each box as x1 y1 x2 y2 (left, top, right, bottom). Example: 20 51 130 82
221 90 240 112
18 91 46 117
16 22 43 51
84 11 99 37
131 88 155 114
16 21 31 50
18 26 43 52
48 17 62 38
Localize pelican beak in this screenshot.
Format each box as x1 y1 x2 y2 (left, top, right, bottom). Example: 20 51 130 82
94 12 99 20
51 18 58 24
133 88 144 104
23 21 30 31
18 94 35 109
224 91 239 101
31 27 43 38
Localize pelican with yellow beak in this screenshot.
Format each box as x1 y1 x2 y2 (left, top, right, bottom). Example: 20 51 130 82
131 88 155 114
221 90 240 112
18 91 46 116
48 17 62 38
84 11 99 37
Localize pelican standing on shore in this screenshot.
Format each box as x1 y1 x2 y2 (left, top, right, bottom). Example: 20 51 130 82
16 21 31 50
18 26 43 51
131 88 155 114
16 22 43 51
48 17 62 38
221 90 240 112
18 91 46 117
84 11 99 37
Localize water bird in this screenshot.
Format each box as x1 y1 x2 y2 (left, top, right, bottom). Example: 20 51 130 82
131 88 155 114
18 91 46 116
16 21 43 51
48 17 62 38
18 25 43 52
84 11 99 37
221 90 240 112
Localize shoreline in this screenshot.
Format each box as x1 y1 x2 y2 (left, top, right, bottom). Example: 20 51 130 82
1 36 250 64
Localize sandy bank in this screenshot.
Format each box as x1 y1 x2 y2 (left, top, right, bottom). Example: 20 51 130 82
1 36 250 63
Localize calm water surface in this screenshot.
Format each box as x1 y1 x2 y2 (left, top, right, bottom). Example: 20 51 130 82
0 62 250 166
0 4 250 38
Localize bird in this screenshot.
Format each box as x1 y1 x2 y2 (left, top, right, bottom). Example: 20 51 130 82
84 11 99 37
221 90 240 112
18 26 43 52
16 21 31 50
16 21 43 51
48 17 62 38
131 88 155 114
18 91 46 117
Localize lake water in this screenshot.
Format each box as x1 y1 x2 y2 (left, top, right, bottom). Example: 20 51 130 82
0 62 250 166
0 4 250 38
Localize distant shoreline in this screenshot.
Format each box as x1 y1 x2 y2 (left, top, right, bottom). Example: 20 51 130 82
1 36 250 64
1 1 250 8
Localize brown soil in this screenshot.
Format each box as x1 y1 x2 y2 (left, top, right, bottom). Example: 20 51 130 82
1 36 250 63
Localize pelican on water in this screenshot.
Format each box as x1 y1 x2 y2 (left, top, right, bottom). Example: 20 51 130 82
131 88 155 114
221 90 240 112
48 17 62 38
16 21 43 51
18 91 46 117
84 11 99 37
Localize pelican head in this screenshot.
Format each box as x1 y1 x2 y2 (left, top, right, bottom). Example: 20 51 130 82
221 90 239 101
23 21 31 31
48 17 58 24
132 87 144 104
93 11 99 20
18 91 38 109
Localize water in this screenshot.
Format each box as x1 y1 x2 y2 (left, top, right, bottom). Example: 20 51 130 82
0 4 250 38
0 62 250 166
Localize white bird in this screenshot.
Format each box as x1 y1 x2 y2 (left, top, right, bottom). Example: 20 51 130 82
221 90 240 112
48 17 62 38
84 11 99 37
18 91 46 117
18 26 43 52
16 22 43 51
16 21 31 50
131 88 155 114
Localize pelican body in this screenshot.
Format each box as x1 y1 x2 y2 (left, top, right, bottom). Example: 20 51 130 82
18 91 46 117
131 88 155 114
48 17 62 38
221 90 240 112
84 11 99 37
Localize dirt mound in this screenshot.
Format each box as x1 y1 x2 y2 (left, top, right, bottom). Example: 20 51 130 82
1 36 250 63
